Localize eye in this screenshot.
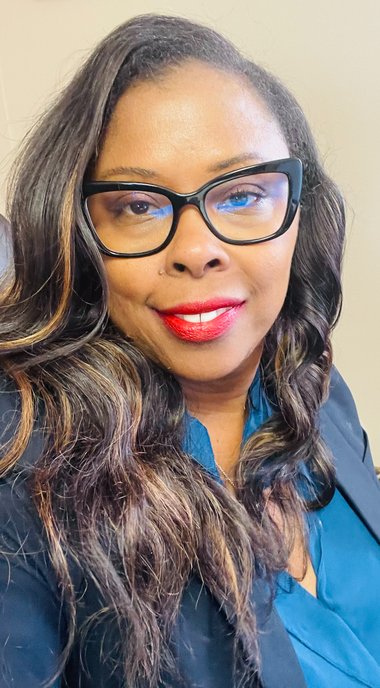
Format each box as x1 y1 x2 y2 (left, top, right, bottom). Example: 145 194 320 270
128 200 150 215
110 193 160 218
215 184 266 212
224 189 262 207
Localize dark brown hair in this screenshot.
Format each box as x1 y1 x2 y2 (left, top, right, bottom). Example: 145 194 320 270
0 14 345 687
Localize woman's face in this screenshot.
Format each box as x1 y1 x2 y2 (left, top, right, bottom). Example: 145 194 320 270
93 62 299 388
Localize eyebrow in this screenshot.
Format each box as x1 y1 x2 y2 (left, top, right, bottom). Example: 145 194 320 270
99 165 160 180
207 152 265 173
98 152 265 181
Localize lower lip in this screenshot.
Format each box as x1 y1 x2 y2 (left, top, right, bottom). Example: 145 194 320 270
156 304 244 342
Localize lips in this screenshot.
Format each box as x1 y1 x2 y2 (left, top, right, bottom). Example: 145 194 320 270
155 298 245 342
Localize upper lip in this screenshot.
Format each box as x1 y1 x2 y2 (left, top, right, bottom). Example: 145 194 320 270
156 297 245 315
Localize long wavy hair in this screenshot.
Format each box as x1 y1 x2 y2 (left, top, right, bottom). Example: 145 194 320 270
0 14 345 688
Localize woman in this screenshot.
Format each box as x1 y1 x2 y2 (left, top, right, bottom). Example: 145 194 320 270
0 13 379 688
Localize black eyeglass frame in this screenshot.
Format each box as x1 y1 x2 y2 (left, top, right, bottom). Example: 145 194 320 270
82 157 303 258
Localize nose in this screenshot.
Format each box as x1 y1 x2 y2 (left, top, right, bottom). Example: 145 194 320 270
162 206 231 278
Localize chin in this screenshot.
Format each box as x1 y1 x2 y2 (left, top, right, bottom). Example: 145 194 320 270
169 355 255 385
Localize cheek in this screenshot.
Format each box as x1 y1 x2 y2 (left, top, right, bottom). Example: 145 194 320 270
246 235 296 301
243 230 298 337
102 258 154 324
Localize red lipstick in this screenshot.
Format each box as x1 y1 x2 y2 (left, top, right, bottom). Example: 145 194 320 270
155 298 245 342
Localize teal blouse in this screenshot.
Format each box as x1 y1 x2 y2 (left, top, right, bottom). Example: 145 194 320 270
183 370 380 687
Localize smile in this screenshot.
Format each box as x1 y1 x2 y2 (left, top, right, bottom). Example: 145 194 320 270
155 298 245 342
173 307 231 323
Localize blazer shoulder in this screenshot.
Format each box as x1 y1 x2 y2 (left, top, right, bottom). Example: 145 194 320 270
0 370 21 437
326 366 361 418
321 365 365 440
320 365 378 483
0 370 45 471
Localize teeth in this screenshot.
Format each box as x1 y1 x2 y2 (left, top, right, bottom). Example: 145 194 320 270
201 308 229 323
176 313 201 323
175 307 230 323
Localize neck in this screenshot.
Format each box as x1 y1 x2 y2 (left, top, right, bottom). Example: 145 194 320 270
183 379 251 421
179 353 261 420
178 358 261 478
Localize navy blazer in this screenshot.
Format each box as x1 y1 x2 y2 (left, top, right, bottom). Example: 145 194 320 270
0 367 379 688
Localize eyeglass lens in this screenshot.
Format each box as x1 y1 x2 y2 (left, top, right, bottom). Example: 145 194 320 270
86 171 289 254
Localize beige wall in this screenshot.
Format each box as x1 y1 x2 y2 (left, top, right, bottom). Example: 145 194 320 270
0 0 379 464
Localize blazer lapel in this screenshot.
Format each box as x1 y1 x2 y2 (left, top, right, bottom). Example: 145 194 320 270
319 369 380 544
252 580 307 688
334 442 380 544
256 367 380 688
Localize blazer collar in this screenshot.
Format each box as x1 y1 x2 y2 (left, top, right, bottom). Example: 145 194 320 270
319 375 380 544
327 437 380 544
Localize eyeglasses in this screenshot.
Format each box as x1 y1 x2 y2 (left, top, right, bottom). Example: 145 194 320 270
82 158 302 258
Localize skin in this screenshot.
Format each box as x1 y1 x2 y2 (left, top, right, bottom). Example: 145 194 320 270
94 61 298 442
93 60 316 596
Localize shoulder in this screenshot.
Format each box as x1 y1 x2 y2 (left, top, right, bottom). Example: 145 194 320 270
0 371 83 591
321 365 363 430
0 370 45 469
0 369 54 586
320 365 378 480
0 371 20 438
0 473 52 579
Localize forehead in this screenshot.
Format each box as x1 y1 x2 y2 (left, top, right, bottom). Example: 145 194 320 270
95 61 289 185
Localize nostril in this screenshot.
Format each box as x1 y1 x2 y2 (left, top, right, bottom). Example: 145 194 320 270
173 258 221 273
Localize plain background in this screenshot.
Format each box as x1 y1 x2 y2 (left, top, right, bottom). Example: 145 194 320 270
0 0 378 464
